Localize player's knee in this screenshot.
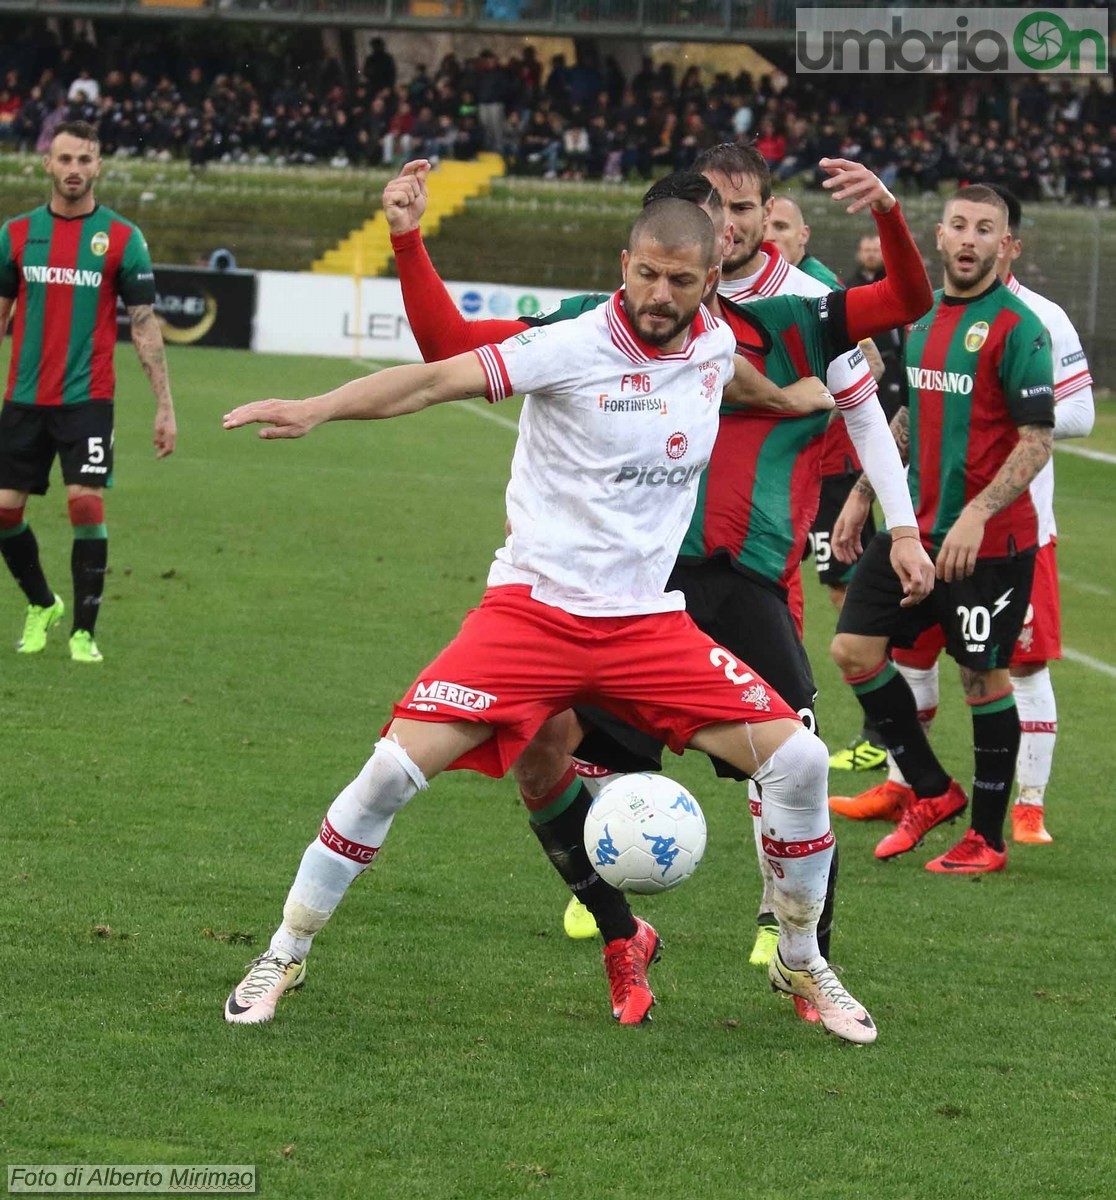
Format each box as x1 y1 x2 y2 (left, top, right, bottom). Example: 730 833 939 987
831 632 870 676
0 505 26 532
514 748 572 805
755 725 829 805
349 737 428 817
67 494 105 529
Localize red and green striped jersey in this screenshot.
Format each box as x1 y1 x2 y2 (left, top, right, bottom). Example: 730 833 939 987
0 203 156 406
905 281 1054 558
678 291 857 591
524 288 858 593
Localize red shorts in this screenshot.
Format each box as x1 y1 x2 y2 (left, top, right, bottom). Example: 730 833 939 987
891 542 1060 671
1012 541 1061 664
389 585 797 778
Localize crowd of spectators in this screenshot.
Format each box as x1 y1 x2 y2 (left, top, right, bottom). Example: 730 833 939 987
0 23 1113 205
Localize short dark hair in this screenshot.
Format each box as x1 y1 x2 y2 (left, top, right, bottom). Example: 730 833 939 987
643 170 722 211
629 197 716 268
946 184 1008 225
52 120 100 148
987 184 1022 235
693 142 772 204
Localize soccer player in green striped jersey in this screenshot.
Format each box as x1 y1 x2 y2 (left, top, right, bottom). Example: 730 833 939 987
0 121 177 662
831 185 1055 875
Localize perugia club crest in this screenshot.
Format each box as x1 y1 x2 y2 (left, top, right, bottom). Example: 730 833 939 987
965 321 990 352
666 432 688 460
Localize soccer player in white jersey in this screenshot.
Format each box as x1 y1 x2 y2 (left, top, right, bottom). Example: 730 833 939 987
221 200 880 1043
834 186 1094 845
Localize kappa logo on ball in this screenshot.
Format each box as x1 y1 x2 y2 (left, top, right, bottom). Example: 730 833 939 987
409 680 497 712
666 431 688 460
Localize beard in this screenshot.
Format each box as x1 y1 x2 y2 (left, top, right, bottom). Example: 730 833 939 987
623 293 701 347
721 225 764 275
53 175 94 202
942 246 998 292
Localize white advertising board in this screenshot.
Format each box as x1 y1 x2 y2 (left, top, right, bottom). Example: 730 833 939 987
254 272 582 361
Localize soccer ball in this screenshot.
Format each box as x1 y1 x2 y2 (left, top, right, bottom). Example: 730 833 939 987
583 773 707 895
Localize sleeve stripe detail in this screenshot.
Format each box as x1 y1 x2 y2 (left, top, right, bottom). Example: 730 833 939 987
1054 371 1093 399
474 345 511 403
833 375 877 410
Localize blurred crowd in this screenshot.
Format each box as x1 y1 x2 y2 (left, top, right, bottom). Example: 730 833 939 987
0 23 1113 204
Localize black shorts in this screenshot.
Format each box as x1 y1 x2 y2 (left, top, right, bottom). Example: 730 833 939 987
806 472 876 588
574 558 818 781
837 531 1036 671
0 403 114 495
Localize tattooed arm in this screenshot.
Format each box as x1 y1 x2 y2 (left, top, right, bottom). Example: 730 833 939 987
936 424 1053 583
128 304 177 459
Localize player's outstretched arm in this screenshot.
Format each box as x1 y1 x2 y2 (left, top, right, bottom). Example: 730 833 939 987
128 304 177 459
387 160 529 359
818 159 933 339
223 352 490 439
936 423 1053 583
722 360 835 415
0 297 12 343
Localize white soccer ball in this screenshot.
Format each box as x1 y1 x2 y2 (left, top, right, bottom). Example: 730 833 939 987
583 773 707 895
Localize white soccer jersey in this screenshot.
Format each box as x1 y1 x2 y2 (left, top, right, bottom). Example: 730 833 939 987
717 241 831 304
474 292 736 617
1007 273 1096 545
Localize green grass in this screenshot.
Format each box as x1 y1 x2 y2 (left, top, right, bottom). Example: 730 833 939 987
2 347 1116 1198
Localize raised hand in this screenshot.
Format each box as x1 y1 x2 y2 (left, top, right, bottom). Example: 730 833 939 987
819 157 896 215
382 159 432 234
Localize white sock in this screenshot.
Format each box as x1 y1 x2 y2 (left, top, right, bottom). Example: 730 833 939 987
888 661 941 785
748 780 778 919
1012 667 1057 806
572 761 616 799
269 737 428 960
752 727 833 970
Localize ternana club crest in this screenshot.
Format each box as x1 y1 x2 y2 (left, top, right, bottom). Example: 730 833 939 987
965 321 990 352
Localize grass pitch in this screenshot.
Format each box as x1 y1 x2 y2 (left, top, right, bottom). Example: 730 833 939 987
2 346 1115 1199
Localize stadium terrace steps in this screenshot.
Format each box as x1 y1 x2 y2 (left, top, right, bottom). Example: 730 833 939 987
311 153 506 276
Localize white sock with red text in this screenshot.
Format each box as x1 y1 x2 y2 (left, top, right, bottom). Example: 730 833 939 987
752 727 833 969
269 738 428 960
572 760 615 798
1013 667 1057 806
